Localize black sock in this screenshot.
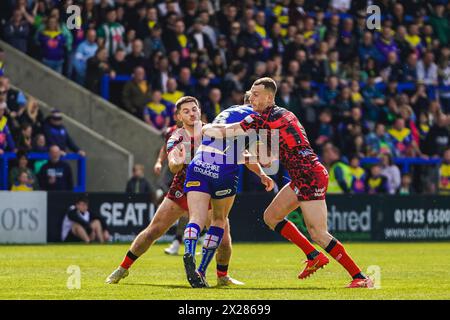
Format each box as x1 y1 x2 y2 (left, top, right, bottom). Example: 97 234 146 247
217 264 228 272
274 219 288 234
175 235 182 243
217 264 228 277
325 238 338 253
127 250 138 261
306 250 320 260
352 272 366 280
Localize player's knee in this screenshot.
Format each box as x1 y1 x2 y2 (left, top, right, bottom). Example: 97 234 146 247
211 214 227 226
263 209 277 229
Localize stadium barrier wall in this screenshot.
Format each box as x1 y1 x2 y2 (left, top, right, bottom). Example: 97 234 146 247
232 194 450 242
1 192 450 244
46 192 156 243
0 191 47 244
0 191 450 243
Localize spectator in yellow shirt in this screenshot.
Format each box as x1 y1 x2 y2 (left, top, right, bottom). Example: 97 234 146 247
439 148 450 195
162 78 184 105
11 171 33 191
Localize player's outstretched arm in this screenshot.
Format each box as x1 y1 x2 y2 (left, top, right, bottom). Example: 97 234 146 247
246 140 278 168
202 123 246 138
154 144 167 176
244 161 274 192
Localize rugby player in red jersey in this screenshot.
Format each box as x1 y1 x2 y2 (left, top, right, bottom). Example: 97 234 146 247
106 96 242 286
203 78 373 288
153 124 189 255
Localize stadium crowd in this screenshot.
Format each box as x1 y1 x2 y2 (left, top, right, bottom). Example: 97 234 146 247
1 0 450 194
0 65 84 190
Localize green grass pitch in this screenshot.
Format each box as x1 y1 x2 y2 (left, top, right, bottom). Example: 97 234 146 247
1 242 450 300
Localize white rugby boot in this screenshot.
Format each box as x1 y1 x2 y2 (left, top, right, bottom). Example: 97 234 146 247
105 266 129 284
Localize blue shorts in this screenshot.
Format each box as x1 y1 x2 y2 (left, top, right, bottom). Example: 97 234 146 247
184 156 239 199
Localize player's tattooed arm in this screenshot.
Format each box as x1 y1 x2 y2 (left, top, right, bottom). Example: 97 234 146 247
168 143 186 174
202 123 246 138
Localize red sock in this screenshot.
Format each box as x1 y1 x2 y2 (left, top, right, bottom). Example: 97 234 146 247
275 220 317 257
120 251 138 270
326 238 361 277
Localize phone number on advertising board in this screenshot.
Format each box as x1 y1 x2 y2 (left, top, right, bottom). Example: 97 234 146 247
394 209 450 225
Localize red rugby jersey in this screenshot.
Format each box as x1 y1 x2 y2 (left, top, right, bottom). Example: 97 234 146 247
240 105 319 169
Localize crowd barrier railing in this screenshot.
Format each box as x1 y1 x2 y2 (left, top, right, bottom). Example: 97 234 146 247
0 152 86 192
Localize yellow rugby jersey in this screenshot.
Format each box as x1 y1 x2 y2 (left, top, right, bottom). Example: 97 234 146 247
255 24 267 39
146 102 167 114
272 4 289 37
214 103 221 117
162 91 184 105
439 163 450 195
350 167 366 180
0 116 7 131
405 34 422 48
351 92 363 104
368 177 383 191
419 123 430 140
148 20 156 30
388 127 412 143
177 34 188 48
42 30 62 39
11 184 33 192
350 167 366 193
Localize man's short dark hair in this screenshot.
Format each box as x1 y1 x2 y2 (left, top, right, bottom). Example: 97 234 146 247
133 65 145 73
253 77 277 95
175 96 200 114
75 195 89 205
